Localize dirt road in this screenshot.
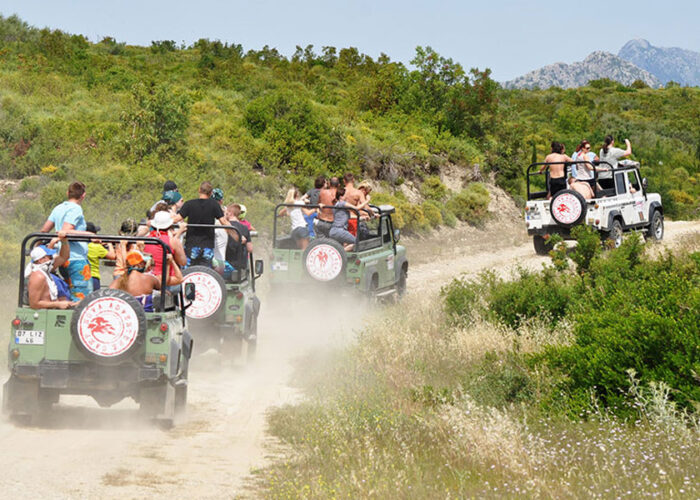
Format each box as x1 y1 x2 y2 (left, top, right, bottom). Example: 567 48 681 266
0 220 697 499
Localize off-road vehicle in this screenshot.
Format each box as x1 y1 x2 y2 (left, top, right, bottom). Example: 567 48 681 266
180 224 263 362
525 161 664 254
4 233 195 426
270 204 408 299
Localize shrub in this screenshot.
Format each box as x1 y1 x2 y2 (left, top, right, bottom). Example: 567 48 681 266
420 175 448 201
446 182 490 224
421 199 443 227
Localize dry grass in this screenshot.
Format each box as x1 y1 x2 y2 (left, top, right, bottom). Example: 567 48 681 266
261 294 700 498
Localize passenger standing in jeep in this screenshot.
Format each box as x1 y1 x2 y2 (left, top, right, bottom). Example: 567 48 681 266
539 142 573 198
317 177 339 237
173 181 234 267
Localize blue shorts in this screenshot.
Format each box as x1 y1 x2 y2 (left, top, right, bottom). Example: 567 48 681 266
329 227 356 245
65 259 92 301
186 246 214 267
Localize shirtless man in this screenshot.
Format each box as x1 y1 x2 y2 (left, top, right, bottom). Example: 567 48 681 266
27 232 77 310
316 176 339 237
110 250 166 312
342 173 371 235
539 141 573 198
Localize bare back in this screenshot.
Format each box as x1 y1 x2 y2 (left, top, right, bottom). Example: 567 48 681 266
544 153 571 179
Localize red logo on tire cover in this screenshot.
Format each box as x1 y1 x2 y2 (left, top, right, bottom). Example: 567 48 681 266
552 193 582 224
182 272 223 319
77 297 139 357
306 244 343 281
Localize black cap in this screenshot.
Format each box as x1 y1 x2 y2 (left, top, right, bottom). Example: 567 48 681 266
86 222 100 234
163 180 178 192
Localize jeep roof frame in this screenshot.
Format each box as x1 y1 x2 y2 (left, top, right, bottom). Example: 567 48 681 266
19 233 173 311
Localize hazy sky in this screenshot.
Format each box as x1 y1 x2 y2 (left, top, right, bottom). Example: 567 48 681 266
2 0 698 81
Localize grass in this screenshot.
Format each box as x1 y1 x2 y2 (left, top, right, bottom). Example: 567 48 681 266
260 294 700 498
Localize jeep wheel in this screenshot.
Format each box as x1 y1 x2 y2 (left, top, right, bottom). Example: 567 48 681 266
605 220 624 248
302 238 347 284
396 267 407 298
646 211 664 241
533 235 550 255
549 190 587 228
182 266 227 321
70 288 147 365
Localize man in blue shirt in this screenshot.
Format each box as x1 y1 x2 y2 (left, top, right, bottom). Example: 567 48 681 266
40 181 93 301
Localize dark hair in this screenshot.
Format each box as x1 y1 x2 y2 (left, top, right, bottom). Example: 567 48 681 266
335 186 346 202
314 175 326 189
550 141 564 154
119 218 138 235
329 176 340 188
576 140 591 153
199 181 213 196
68 181 86 200
343 172 354 185
602 135 614 154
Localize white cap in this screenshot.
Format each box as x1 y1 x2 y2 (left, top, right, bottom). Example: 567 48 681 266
30 245 57 262
151 211 174 230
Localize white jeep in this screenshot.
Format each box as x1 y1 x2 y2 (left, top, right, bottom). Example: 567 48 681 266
525 161 664 255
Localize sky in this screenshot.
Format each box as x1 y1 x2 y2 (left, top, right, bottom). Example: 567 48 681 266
1 0 698 82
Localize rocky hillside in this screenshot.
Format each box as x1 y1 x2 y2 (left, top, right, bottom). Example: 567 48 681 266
505 51 661 89
618 39 700 86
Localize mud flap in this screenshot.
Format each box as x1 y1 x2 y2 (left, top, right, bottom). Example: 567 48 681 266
3 375 39 416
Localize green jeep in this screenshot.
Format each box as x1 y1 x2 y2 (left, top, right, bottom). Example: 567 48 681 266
3 233 194 426
180 224 262 362
270 204 408 299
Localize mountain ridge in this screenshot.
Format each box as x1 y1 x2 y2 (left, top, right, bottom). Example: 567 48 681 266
618 39 700 86
504 51 661 89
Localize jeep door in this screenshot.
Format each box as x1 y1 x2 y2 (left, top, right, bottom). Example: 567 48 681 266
615 171 636 226
626 170 647 224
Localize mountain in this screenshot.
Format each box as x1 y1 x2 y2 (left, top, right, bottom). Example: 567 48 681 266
504 51 661 89
618 39 700 86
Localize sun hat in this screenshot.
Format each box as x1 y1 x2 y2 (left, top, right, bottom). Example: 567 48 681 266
239 204 247 220
212 188 224 201
126 249 145 267
162 190 182 205
30 245 57 262
151 211 174 230
163 180 178 192
86 221 101 234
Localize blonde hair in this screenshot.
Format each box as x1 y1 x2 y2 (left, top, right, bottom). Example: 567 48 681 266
284 187 300 204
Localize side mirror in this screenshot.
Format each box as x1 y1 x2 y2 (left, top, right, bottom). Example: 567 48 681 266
393 229 400 242
184 282 196 301
642 177 648 190
255 259 264 277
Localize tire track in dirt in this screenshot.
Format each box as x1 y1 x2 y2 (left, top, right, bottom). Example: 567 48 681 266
0 220 697 498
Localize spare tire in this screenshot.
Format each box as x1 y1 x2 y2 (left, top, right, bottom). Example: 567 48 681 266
302 238 347 284
181 265 226 320
550 189 587 227
70 288 147 365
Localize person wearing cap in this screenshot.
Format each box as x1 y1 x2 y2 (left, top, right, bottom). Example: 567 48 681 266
86 222 116 291
237 204 255 231
114 219 143 278
40 181 94 300
27 231 76 310
142 210 187 286
173 181 238 267
110 249 162 312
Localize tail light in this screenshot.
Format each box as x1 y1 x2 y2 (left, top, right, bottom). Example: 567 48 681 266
236 292 243 300
12 318 21 327
160 323 168 333
159 354 167 363
235 315 243 323
355 259 361 265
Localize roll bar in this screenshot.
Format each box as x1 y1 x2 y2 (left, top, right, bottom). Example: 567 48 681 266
19 233 172 311
526 160 618 200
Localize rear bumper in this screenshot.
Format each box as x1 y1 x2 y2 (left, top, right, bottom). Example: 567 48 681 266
11 360 163 390
528 226 573 239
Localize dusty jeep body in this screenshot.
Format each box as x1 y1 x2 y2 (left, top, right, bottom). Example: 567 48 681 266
4 234 193 426
270 204 408 299
180 224 262 361
525 161 664 254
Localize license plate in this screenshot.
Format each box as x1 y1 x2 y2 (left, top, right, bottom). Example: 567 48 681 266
15 330 45 345
272 262 288 271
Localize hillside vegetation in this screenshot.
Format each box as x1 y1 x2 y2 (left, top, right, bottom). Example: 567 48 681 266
0 14 698 275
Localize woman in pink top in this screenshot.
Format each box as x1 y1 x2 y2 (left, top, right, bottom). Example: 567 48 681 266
142 211 187 286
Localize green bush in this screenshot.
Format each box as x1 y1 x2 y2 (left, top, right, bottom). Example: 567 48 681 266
421 199 443 227
420 175 448 201
446 182 490 224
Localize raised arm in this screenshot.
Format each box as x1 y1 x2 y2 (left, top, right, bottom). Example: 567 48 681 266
621 138 632 158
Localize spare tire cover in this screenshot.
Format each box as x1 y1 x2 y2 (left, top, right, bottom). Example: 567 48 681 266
302 238 347 283
70 288 147 364
550 189 587 227
181 265 226 320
